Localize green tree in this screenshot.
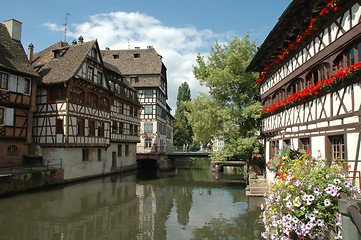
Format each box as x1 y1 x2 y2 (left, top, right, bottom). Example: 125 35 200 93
188 34 262 160
173 82 193 147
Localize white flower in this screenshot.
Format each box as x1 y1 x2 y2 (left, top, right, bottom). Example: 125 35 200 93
324 199 331 206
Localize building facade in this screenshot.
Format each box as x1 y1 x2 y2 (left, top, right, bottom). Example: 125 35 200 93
31 38 141 180
102 47 174 154
0 20 40 167
247 0 361 181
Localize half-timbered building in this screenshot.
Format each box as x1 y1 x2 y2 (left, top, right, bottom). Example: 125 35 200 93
31 38 141 180
247 0 361 181
0 20 40 167
102 47 174 153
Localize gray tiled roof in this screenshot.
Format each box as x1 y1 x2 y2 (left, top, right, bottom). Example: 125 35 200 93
33 40 96 84
101 47 164 87
0 23 39 77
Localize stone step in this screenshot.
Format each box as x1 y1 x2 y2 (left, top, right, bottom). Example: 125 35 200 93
249 186 268 191
249 183 268 188
246 190 265 197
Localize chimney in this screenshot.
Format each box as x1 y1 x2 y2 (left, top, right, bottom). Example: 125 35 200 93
72 40 77 45
78 36 84 44
135 47 140 50
3 19 22 43
28 43 34 62
105 47 110 50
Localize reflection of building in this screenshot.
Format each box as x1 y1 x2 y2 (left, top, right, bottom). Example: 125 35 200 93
0 174 139 240
136 185 157 240
212 134 225 152
32 38 141 180
136 183 174 240
0 20 40 167
247 0 361 181
102 47 174 154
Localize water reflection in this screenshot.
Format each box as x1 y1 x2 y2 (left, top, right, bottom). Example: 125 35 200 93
0 158 264 240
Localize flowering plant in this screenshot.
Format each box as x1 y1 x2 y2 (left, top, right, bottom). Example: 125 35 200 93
257 0 345 84
261 61 361 116
266 145 310 177
262 151 359 240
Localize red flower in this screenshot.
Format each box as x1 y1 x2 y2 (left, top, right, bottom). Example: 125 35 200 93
306 151 312 155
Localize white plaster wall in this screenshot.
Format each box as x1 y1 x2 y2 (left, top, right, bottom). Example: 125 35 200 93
107 143 137 170
347 133 361 171
311 136 325 159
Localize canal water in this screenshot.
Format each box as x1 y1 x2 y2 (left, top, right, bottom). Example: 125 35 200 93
0 158 264 240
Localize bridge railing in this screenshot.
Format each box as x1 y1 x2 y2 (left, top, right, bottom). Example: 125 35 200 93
171 146 212 153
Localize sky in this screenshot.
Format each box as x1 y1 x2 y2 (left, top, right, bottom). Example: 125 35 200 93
2 0 292 114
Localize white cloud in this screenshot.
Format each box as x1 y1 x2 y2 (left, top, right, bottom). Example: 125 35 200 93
44 11 229 114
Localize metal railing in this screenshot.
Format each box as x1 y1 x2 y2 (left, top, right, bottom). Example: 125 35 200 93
0 159 62 176
338 192 361 240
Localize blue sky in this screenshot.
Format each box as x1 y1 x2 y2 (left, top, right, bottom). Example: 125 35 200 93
2 0 292 113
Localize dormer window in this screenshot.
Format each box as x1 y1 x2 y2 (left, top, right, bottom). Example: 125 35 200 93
130 76 138 84
54 51 60 58
113 54 119 59
134 53 140 58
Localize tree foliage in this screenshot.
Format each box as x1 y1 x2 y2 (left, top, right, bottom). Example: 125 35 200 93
173 82 193 147
187 34 262 160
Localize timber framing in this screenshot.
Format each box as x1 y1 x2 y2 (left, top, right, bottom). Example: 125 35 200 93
247 0 361 181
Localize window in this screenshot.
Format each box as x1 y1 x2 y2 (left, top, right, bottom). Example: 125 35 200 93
129 106 133 117
97 72 102 85
82 149 89 161
113 54 119 59
56 119 64 134
272 90 285 103
112 121 118 133
145 89 153 98
118 144 122 157
88 120 95 136
144 105 152 114
54 51 60 58
118 122 124 134
7 145 19 156
97 149 102 161
48 87 66 102
283 139 290 146
145 140 152 148
269 140 279 160
329 135 345 161
134 108 138 118
24 79 30 94
91 48 97 58
144 122 153 133
130 77 138 84
306 63 330 85
87 66 94 81
125 144 129 156
0 73 8 90
99 97 110 110
70 87 84 104
0 108 4 124
299 138 311 152
120 103 124 114
98 122 104 137
134 53 140 58
87 92 98 108
129 124 133 135
287 78 310 96
77 118 85 136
